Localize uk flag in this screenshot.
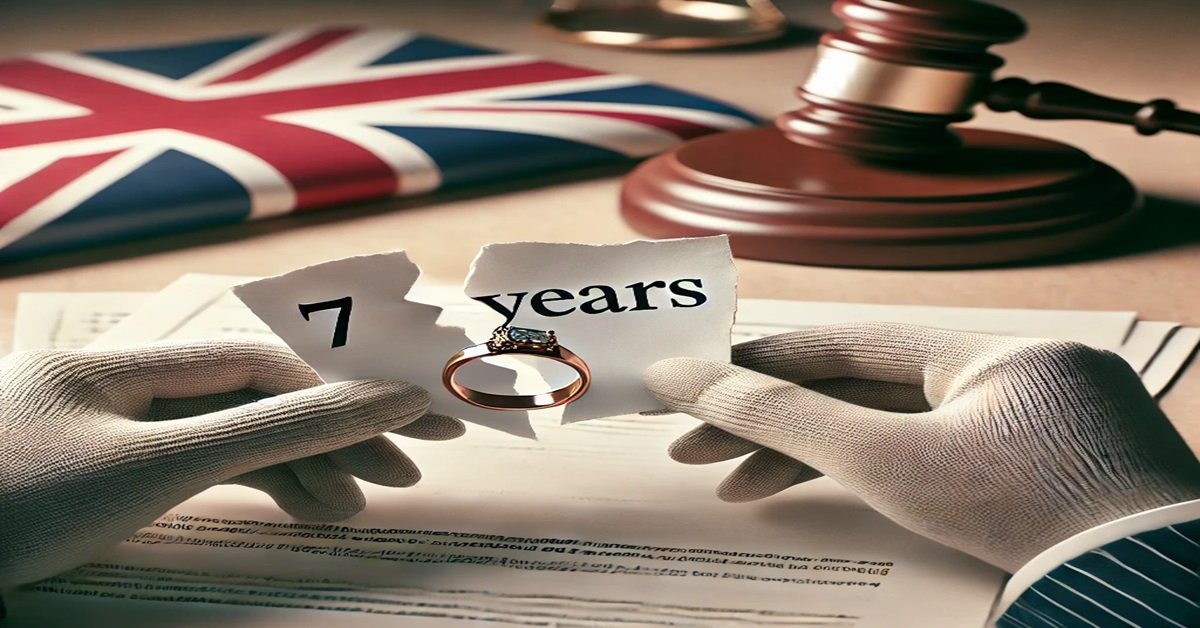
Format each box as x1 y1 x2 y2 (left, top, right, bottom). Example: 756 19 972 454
0 28 755 260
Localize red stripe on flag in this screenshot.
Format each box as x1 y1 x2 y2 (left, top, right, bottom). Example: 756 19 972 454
0 60 606 151
0 151 120 228
431 106 722 140
208 29 357 84
200 120 399 210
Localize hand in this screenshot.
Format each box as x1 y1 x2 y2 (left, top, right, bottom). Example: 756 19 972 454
644 323 1200 572
0 340 459 588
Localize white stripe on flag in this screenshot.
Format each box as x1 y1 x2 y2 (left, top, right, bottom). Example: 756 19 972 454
182 28 332 86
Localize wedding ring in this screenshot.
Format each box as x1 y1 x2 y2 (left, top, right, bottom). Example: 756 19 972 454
442 326 591 410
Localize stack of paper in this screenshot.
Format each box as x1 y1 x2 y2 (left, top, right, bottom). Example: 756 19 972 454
732 301 1198 399
5 274 1196 628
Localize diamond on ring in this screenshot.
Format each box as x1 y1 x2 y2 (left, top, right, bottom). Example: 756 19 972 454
487 326 558 352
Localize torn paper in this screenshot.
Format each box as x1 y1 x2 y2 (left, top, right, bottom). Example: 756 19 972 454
233 252 532 438
464 236 737 422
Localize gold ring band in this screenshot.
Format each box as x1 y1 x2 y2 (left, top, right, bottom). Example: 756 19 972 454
442 326 591 411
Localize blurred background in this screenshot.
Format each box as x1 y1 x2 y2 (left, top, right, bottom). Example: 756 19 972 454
0 0 1197 297
2 0 1197 201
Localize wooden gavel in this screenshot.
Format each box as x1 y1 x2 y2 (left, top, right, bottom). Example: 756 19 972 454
779 0 1200 159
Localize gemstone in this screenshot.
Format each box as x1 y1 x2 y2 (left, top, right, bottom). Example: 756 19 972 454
508 327 552 344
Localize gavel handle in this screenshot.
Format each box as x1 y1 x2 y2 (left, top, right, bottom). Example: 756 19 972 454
984 77 1200 136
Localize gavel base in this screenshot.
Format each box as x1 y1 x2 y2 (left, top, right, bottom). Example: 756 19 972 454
620 127 1140 268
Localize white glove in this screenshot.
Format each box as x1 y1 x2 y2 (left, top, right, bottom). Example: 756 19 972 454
0 340 459 589
645 323 1200 572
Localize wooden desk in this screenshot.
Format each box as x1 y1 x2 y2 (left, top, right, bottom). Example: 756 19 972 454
1 0 1197 446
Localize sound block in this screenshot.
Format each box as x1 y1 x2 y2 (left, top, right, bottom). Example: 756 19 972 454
620 127 1140 268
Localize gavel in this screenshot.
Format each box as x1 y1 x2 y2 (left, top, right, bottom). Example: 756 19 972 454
620 0 1191 268
779 0 1200 160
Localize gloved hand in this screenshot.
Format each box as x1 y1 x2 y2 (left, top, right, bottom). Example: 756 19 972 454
645 323 1200 572
0 340 461 589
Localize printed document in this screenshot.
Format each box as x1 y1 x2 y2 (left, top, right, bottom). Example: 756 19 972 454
6 279 1197 627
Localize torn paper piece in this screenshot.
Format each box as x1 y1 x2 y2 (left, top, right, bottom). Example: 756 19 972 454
463 236 737 422
234 251 532 438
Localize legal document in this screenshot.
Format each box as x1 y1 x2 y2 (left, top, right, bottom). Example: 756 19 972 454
6 278 1197 627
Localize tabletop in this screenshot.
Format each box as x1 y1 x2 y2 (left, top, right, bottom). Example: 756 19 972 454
1 0 1197 446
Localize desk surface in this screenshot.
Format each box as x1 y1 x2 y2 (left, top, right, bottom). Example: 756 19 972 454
1 0 1197 446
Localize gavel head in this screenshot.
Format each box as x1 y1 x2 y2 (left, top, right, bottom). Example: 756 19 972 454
777 0 1027 160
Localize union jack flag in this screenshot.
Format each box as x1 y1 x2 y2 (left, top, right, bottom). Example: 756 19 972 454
0 28 755 261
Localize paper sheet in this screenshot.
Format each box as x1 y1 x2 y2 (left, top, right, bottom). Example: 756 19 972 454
463 237 737 422
233 251 534 438
732 299 1139 349
87 274 256 349
7 411 1004 628
230 238 738 432
1119 321 1179 375
731 300 1194 396
86 273 475 350
1142 327 1200 398
12 292 148 351
8 284 1199 627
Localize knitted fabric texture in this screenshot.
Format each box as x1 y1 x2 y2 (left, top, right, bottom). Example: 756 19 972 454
0 340 456 588
645 323 1200 572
